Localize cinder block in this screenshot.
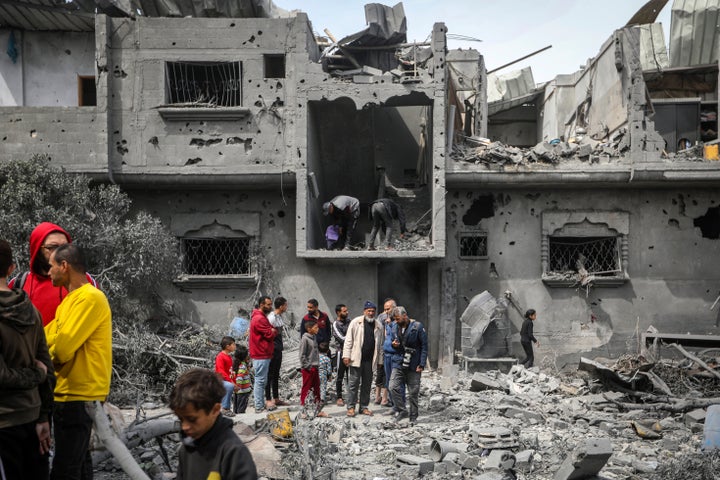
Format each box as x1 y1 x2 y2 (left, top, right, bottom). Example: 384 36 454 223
515 450 534 473
397 454 434 476
484 449 515 470
469 372 505 392
553 438 613 480
685 408 706 426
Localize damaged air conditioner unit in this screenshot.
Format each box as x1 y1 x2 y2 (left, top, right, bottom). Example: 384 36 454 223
460 290 511 358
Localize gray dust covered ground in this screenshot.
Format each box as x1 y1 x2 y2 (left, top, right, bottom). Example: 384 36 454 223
91 351 720 480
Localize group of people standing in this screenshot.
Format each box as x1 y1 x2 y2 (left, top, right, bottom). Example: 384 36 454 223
0 222 112 480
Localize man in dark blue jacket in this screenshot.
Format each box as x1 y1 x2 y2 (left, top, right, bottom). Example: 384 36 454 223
386 306 428 425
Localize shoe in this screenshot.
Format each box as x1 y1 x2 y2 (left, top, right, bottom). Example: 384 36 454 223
394 411 408 421
255 406 266 414
374 399 381 405
380 401 391 407
409 417 417 426
346 407 356 417
336 398 345 407
360 408 373 416
316 411 328 418
274 400 289 406
221 409 235 418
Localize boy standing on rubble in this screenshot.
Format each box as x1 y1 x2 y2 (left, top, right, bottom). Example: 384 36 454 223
170 368 258 480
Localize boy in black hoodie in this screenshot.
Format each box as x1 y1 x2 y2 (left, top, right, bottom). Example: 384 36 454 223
169 368 258 480
0 239 54 480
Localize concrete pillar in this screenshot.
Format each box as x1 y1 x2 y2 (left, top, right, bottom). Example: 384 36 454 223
95 14 112 181
438 265 456 369
427 260 442 368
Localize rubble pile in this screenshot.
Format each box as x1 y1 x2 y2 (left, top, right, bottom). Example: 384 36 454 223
93 351 720 479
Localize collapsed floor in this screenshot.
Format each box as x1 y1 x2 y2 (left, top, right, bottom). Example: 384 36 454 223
96 343 720 480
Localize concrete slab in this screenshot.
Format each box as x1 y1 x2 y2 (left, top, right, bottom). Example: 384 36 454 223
396 454 435 476
484 449 516 470
553 437 613 480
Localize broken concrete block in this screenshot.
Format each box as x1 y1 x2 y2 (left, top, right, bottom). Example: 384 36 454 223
553 437 613 480
429 395 445 409
470 372 505 392
396 454 434 476
442 458 462 473
474 472 514 480
462 453 481 469
361 65 383 76
500 406 544 424
685 408 706 426
484 449 516 470
432 462 447 475
515 450 534 473
577 143 592 158
352 75 377 84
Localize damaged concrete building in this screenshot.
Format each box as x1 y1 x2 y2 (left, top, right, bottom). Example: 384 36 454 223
1 0 720 370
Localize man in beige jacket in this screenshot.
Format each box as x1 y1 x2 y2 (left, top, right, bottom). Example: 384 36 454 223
342 301 384 417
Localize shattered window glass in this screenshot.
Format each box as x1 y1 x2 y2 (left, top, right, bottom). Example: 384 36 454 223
165 61 242 107
181 238 250 275
459 233 488 259
548 236 619 276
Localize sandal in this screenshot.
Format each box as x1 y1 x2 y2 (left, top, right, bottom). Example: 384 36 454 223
360 408 373 416
346 407 356 417
316 411 328 418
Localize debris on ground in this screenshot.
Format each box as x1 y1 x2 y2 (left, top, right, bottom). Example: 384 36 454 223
93 342 720 479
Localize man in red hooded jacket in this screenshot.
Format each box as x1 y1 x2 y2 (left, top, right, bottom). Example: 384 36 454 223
9 223 95 326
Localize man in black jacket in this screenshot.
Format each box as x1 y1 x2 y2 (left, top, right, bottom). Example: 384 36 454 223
0 239 54 480
368 198 407 250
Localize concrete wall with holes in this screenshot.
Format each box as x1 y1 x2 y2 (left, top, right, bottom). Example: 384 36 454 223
445 187 720 367
101 15 315 174
0 29 95 107
129 190 378 329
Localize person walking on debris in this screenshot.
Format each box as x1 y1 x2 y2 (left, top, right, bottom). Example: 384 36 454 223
376 298 397 407
332 304 350 406
342 301 384 417
520 309 540 368
44 244 112 479
249 296 277 413
323 195 360 250
214 336 237 418
232 345 252 414
368 198 407 250
10 222 96 326
0 239 54 480
387 306 428 426
266 296 289 409
298 320 328 418
170 368 258 480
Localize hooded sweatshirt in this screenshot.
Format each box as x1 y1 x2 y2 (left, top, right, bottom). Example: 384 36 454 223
0 288 54 428
9 222 95 326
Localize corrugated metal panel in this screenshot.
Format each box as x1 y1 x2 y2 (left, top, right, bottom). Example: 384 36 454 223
0 0 95 31
637 23 669 71
487 67 535 104
669 0 720 67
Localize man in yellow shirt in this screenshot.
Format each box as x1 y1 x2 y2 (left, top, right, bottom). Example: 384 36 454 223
44 244 111 480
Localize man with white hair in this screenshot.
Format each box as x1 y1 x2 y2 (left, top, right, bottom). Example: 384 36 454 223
342 301 383 417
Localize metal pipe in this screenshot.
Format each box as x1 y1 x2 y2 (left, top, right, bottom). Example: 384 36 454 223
487 45 552 75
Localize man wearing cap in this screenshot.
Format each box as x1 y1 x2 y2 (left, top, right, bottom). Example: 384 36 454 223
342 301 383 417
322 195 360 250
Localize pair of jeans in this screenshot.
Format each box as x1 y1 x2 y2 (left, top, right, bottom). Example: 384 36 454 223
389 368 421 421
384 355 405 407
521 341 534 368
335 353 348 399
347 361 373 410
265 350 282 401
51 401 94 480
221 381 234 410
368 201 393 248
252 358 271 410
0 421 50 480
233 392 250 414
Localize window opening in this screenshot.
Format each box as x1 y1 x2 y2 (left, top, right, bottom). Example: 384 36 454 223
548 236 619 276
263 54 286 78
78 76 96 106
459 233 488 259
181 237 250 275
165 61 242 106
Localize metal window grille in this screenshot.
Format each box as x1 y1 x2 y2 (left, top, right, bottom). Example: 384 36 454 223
165 61 242 107
459 233 488 258
181 238 250 275
548 236 619 275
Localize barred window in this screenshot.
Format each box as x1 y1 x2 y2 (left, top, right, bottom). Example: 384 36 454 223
181 237 250 276
459 233 488 259
548 236 620 276
165 61 242 107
